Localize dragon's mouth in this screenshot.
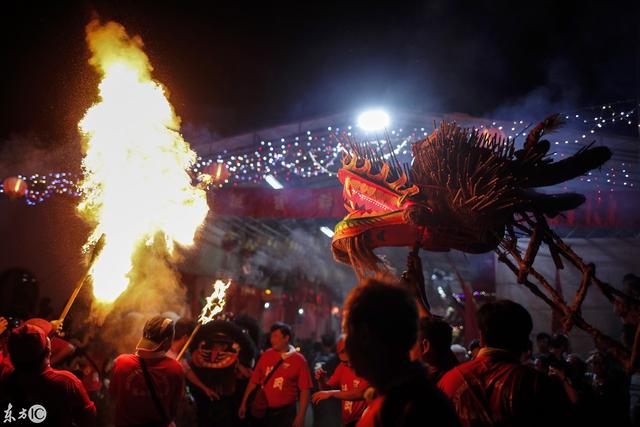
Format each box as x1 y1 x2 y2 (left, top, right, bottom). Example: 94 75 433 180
341 170 403 217
337 152 420 220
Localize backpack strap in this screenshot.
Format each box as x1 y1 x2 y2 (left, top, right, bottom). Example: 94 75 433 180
261 357 285 388
138 356 168 424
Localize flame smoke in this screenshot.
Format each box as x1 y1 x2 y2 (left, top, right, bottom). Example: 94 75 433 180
77 20 209 305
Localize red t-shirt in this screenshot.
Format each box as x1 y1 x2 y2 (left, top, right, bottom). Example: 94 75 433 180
0 366 96 426
109 354 184 427
250 348 312 408
356 395 383 427
327 363 369 425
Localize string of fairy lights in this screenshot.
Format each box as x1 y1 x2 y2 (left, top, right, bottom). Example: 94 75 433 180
1 101 638 206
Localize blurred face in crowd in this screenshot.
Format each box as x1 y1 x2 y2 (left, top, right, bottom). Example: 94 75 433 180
537 337 550 354
270 329 290 352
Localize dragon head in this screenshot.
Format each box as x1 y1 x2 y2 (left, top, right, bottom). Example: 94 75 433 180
331 141 436 277
332 118 612 278
331 126 517 277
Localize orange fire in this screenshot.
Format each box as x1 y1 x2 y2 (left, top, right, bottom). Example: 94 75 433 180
77 20 210 303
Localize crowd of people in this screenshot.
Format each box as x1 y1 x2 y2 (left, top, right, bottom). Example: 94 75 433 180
0 273 639 426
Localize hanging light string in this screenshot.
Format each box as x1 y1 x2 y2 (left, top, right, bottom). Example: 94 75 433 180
2 101 637 205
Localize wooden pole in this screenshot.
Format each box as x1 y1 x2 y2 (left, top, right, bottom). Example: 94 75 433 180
57 234 106 324
176 323 201 361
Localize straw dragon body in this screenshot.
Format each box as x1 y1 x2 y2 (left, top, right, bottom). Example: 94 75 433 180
332 116 639 363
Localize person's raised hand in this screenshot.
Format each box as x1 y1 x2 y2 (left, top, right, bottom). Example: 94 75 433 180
49 320 64 337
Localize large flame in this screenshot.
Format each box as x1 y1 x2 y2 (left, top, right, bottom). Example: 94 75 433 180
77 20 209 303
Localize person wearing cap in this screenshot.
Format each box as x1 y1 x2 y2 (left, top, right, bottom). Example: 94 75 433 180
312 336 369 427
109 315 185 427
239 321 312 427
0 323 97 426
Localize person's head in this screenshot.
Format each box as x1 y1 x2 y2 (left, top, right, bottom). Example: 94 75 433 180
536 332 551 354
173 318 196 347
269 322 292 352
550 334 569 357
477 300 533 356
136 316 175 354
343 279 417 386
414 316 455 364
8 324 50 372
320 333 336 351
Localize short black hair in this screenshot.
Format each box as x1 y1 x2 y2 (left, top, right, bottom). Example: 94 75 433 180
345 279 418 356
270 322 292 339
418 317 453 353
321 333 336 349
174 318 196 340
536 332 551 342
550 334 569 350
468 339 481 351
477 300 532 354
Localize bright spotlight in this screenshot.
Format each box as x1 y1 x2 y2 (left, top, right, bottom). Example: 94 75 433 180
265 174 284 189
320 226 335 238
298 308 304 315
357 109 390 132
264 302 270 309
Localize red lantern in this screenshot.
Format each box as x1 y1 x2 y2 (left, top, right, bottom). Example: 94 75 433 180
2 176 28 199
203 162 230 184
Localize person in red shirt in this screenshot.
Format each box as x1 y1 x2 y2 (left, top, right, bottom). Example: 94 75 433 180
239 322 312 427
313 336 369 427
0 317 75 375
437 300 571 427
109 315 185 427
0 323 97 426
343 279 460 427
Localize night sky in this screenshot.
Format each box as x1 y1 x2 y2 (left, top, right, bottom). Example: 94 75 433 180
1 0 637 144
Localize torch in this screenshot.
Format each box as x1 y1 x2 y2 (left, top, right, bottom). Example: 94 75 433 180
57 234 106 324
176 279 231 361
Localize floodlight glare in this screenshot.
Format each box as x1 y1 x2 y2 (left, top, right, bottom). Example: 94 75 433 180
265 174 284 189
320 226 335 238
357 109 390 131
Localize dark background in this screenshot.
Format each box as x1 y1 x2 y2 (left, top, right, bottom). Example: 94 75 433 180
1 0 638 143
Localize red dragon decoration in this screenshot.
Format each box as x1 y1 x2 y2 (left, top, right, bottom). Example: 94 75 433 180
332 115 640 365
